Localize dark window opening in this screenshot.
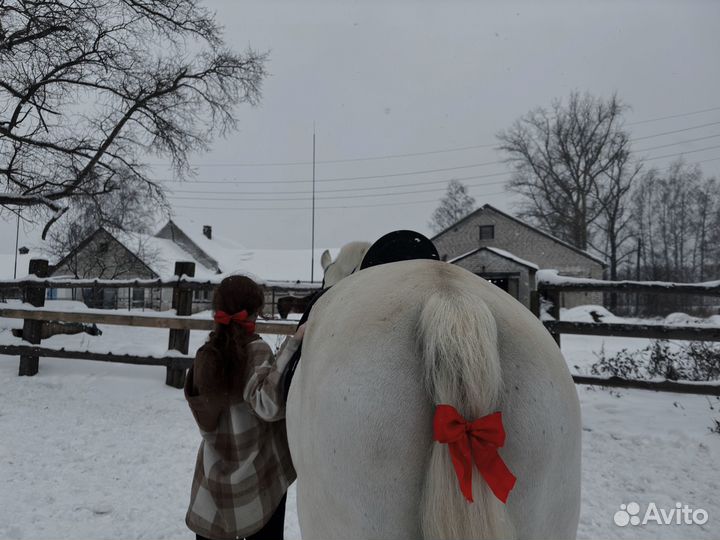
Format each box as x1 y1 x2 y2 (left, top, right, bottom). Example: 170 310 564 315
479 225 495 241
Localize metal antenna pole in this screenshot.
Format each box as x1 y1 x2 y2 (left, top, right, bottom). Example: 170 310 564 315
311 125 316 282
13 209 20 279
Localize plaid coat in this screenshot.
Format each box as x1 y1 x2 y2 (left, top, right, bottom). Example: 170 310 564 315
185 336 300 540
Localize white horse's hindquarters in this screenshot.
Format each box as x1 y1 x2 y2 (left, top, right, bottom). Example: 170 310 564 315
287 261 581 540
487 281 582 540
286 274 433 539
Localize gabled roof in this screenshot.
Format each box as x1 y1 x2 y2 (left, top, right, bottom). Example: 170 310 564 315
50 227 219 279
432 204 606 266
448 246 539 270
111 228 217 278
50 227 158 278
155 217 253 274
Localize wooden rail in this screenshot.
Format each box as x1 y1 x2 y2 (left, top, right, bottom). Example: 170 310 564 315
572 374 720 396
0 277 321 291
537 273 720 296
0 258 303 387
535 273 720 394
0 345 193 370
0 307 297 334
544 321 720 342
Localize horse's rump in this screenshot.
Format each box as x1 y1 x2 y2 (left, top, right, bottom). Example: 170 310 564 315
287 260 581 540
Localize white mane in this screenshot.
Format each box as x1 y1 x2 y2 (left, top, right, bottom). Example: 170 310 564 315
321 241 371 287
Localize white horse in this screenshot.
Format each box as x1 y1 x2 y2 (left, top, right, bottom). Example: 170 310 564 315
286 244 581 539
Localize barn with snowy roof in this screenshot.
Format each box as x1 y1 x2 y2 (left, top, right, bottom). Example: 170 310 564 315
432 204 606 308
46 218 323 313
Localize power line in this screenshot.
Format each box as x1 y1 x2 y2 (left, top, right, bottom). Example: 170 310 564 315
154 142 499 168
151 106 720 171
161 158 506 185
168 153 720 210
164 151 720 204
627 105 720 126
158 128 720 186
162 143 720 194
166 170 511 195
166 179 510 203
632 120 720 141
167 154 720 213
635 133 720 153
170 190 507 212
644 144 720 161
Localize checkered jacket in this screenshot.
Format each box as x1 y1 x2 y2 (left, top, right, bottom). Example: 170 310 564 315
185 336 300 539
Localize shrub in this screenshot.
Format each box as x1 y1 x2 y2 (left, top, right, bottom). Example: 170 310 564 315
591 340 720 382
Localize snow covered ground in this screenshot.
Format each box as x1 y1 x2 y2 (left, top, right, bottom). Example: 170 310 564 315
1 312 719 539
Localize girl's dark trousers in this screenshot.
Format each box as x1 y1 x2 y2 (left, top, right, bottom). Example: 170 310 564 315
195 494 288 540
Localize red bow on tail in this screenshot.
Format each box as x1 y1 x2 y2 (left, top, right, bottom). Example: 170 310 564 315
433 404 516 504
213 310 256 334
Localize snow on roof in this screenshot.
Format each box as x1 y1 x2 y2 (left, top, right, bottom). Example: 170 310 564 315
446 248 480 264
537 269 720 288
109 229 218 279
484 247 539 270
0 238 61 278
163 216 252 272
447 246 539 270
0 250 38 279
230 248 336 282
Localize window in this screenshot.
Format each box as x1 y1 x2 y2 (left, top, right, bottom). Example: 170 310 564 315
132 288 145 308
479 225 495 241
193 289 211 302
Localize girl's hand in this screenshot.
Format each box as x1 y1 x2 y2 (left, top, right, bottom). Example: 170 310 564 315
294 323 306 341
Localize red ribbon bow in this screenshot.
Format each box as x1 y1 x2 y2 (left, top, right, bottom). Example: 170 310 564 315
213 310 256 333
433 404 516 504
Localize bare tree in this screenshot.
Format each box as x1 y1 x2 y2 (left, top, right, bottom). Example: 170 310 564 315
429 179 476 233
497 92 633 253
632 159 718 283
0 0 266 237
692 175 718 282
593 152 642 281
45 171 161 267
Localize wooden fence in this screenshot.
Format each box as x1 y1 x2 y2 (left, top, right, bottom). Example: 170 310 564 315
536 271 720 395
2 259 719 395
0 259 298 388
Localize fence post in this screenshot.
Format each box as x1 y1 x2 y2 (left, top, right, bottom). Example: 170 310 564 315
166 261 195 388
530 290 540 318
548 289 562 348
19 259 49 376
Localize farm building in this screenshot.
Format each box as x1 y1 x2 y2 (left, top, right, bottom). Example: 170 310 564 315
44 218 323 314
432 204 606 308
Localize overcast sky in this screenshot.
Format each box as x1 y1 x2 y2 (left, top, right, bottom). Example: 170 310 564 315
2 0 720 261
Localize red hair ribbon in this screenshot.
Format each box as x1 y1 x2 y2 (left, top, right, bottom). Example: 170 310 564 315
213 310 256 334
433 404 516 504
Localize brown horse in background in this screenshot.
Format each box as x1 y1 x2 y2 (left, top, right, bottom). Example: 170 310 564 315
276 294 315 319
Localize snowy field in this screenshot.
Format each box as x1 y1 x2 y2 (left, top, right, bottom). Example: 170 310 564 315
1 312 719 539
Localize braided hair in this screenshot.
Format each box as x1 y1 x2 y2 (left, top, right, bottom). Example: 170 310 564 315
205 275 265 384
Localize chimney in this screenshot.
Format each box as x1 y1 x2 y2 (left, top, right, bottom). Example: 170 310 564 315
203 225 212 240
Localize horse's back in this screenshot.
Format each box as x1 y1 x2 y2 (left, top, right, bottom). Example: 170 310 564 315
287 260 581 539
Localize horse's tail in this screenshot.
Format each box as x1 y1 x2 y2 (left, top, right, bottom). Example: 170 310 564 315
418 273 514 540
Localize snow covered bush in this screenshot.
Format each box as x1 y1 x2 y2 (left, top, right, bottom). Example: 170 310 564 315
591 340 720 381
590 344 645 379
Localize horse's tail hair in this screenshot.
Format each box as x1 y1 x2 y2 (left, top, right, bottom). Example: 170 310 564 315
418 273 514 540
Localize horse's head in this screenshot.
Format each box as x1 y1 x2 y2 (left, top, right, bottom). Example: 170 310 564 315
321 241 371 288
